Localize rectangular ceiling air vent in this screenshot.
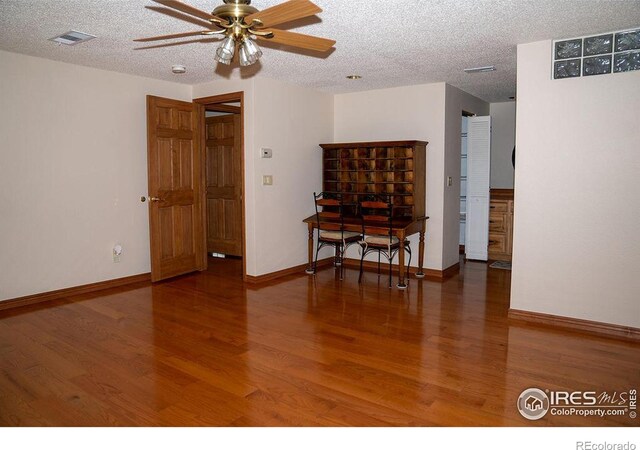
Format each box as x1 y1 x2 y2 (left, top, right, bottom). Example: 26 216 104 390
49 30 96 46
464 66 496 74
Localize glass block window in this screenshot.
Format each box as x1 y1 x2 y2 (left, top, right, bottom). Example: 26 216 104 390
554 59 581 79
614 51 640 73
584 34 613 56
583 55 612 76
615 30 640 52
555 39 582 59
553 27 640 79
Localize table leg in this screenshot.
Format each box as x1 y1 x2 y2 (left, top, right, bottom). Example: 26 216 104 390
397 231 407 289
305 223 315 274
416 225 426 278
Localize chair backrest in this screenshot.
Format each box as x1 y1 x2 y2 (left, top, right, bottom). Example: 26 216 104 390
314 192 344 233
359 195 393 240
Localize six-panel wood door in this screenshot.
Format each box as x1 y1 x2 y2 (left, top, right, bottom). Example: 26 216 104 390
205 114 243 256
147 96 205 281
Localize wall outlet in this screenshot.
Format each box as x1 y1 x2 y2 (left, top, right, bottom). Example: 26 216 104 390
447 176 453 187
261 148 273 158
113 244 123 263
262 175 273 186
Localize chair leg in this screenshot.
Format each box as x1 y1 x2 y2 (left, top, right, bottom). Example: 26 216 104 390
388 256 392 288
338 244 344 280
313 238 320 274
377 252 381 274
358 248 365 283
406 245 412 278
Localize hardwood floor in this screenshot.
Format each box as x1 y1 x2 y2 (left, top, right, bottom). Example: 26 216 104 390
0 258 638 426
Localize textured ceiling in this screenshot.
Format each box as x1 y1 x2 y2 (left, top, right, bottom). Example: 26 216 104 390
1 0 639 102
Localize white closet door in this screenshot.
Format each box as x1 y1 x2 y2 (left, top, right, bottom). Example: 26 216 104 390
465 116 491 261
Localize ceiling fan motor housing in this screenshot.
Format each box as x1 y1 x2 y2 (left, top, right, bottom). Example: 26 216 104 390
215 0 258 20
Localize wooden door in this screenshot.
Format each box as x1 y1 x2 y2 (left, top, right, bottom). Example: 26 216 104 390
205 114 243 256
147 96 205 282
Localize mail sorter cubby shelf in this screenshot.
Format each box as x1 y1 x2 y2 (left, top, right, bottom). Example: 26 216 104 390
319 140 427 219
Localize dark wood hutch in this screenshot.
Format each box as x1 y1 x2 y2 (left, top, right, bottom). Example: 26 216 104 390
304 140 428 288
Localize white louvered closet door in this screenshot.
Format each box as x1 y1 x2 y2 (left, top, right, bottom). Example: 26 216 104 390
465 116 491 261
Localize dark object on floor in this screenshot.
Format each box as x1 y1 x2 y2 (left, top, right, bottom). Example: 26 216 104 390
490 260 512 270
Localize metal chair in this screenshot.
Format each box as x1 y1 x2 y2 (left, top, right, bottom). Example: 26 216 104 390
312 192 361 279
357 195 412 288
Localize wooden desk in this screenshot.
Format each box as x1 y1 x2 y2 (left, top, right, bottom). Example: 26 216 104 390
303 215 428 288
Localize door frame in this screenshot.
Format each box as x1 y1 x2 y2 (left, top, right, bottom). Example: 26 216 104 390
194 92 247 281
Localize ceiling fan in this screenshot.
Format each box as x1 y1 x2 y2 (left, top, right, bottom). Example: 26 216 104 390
134 0 335 66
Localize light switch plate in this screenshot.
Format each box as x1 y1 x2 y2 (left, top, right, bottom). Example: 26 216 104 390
261 148 273 158
262 175 273 185
447 176 453 186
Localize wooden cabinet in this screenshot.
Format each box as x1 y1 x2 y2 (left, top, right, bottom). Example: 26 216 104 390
488 189 514 261
319 140 427 219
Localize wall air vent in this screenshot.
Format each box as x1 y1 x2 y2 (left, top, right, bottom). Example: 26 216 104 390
49 30 96 46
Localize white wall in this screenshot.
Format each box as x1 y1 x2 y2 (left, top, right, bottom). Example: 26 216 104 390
0 50 191 301
511 40 640 328
334 83 446 270
489 101 516 189
444 85 489 268
252 78 333 274
193 77 333 276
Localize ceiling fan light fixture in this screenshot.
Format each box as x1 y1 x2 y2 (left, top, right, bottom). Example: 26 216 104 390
215 36 236 64
238 43 252 66
243 38 263 63
214 51 233 65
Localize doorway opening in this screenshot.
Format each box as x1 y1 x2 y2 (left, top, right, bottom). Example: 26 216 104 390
194 93 246 280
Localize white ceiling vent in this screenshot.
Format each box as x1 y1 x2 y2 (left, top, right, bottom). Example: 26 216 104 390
464 66 496 74
49 30 96 46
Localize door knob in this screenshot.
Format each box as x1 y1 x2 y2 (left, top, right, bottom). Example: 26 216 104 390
141 196 162 202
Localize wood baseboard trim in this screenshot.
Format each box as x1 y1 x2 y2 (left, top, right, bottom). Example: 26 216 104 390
508 309 640 342
341 259 459 281
0 273 152 312
245 258 333 284
440 262 461 279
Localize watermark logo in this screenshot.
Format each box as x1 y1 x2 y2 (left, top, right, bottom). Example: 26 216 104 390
517 388 550 420
576 442 637 450
518 387 637 421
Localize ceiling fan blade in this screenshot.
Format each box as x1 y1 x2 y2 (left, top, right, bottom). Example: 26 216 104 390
152 0 224 23
146 6 216 29
134 31 210 42
258 29 335 52
135 37 220 50
246 0 321 28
